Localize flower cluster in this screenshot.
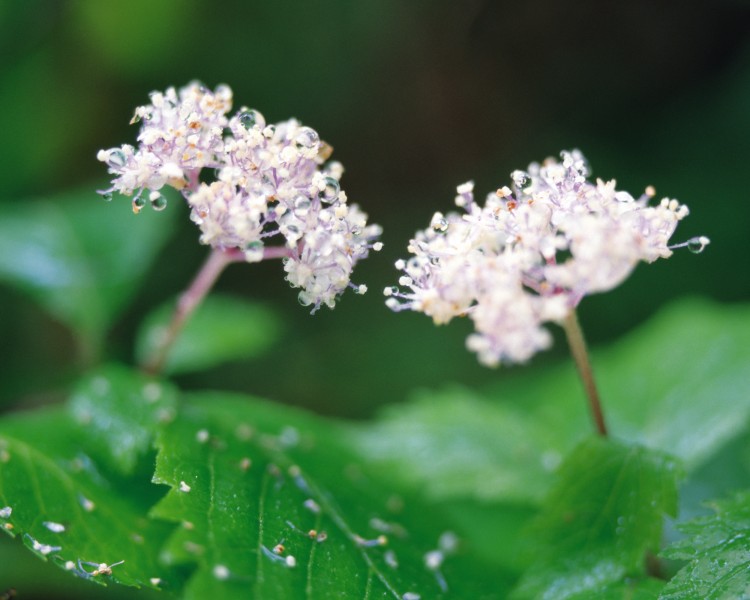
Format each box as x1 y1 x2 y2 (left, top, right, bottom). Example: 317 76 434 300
98 82 382 311
386 150 708 366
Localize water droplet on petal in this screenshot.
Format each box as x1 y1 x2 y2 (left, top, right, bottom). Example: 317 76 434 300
239 109 264 130
511 170 531 190
295 127 320 151
107 150 127 169
430 213 449 233
100 191 113 202
687 236 710 254
150 193 168 211
132 196 146 213
319 177 340 203
294 194 312 215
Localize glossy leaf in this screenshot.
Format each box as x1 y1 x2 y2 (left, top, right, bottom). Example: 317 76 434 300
0 407 178 591
510 438 680 600
355 299 750 504
151 392 508 599
660 491 750 599
0 189 177 348
352 385 571 505
567 578 664 600
135 294 282 375
67 365 179 476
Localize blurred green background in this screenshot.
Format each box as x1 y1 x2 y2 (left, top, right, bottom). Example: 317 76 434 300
1 0 749 416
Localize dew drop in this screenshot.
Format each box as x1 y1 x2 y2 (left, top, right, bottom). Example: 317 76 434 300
107 150 127 169
100 191 113 202
687 236 709 254
319 176 340 203
295 127 320 151
293 194 312 214
132 196 147 213
43 521 65 533
432 219 448 233
150 193 168 212
244 240 264 262
213 564 230 580
511 170 531 190
239 109 264 130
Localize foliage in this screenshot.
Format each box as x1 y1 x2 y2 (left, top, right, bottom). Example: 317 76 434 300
660 491 750 599
1 183 749 598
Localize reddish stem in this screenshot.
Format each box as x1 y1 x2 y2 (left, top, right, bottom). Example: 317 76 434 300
142 248 239 375
563 309 608 437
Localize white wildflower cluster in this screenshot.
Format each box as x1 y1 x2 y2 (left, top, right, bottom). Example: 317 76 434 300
386 150 708 366
98 82 382 312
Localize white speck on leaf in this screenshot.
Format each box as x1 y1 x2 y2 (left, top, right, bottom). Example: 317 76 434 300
43 521 66 533
179 481 191 493
142 382 162 403
79 495 95 512
0 506 11 519
91 376 110 395
27 534 61 555
384 550 398 569
213 564 230 580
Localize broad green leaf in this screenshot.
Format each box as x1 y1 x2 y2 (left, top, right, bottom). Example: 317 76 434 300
568 578 664 600
135 294 282 375
356 299 750 504
67 365 179 476
660 491 750 599
510 438 680 600
0 407 178 591
436 499 537 573
151 393 509 599
352 385 571 505
0 189 177 350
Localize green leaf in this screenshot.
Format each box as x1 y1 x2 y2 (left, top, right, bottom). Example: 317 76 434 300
151 393 509 599
510 437 680 600
135 294 282 375
567 578 665 600
67 365 179 476
660 491 750 599
0 407 178 591
355 299 750 504
352 385 570 505
0 189 177 350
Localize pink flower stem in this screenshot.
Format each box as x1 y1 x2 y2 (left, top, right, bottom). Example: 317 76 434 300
142 248 241 376
563 309 608 437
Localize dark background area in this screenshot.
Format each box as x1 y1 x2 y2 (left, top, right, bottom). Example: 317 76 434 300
1 0 748 415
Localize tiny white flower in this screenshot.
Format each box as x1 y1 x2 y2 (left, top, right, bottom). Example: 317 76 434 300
388 150 706 365
98 82 380 311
